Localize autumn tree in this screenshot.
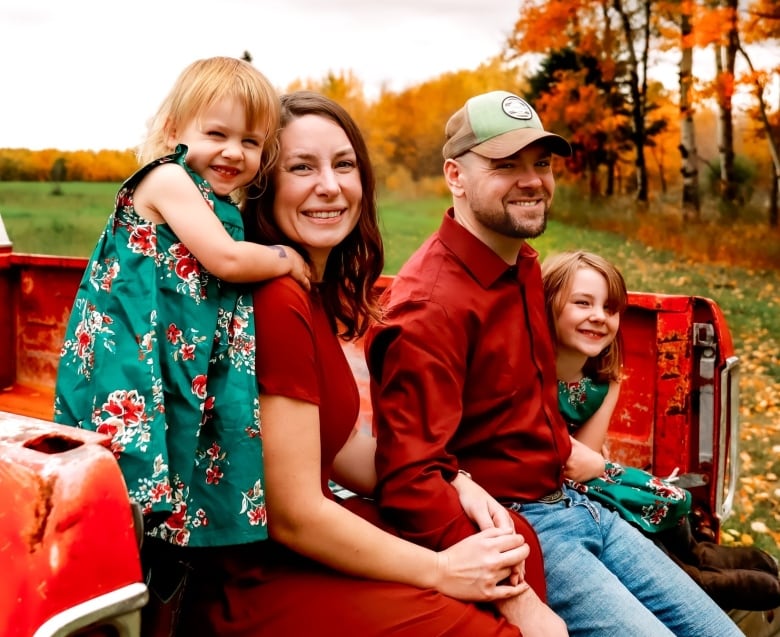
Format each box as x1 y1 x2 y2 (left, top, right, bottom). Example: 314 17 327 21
612 0 654 205
525 49 630 198
741 0 780 227
710 0 741 218
365 58 526 187
506 0 669 204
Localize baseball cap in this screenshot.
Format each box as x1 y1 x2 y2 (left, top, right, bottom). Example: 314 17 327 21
442 90 572 160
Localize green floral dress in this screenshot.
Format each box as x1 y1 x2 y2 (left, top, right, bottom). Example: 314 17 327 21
559 377 691 534
54 146 267 548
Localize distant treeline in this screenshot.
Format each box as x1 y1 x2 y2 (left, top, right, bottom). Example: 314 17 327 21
0 148 138 182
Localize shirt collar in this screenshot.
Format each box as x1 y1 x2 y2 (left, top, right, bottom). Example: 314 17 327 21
438 208 539 288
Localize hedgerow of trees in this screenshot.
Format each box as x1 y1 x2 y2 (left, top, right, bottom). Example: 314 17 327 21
1 0 777 226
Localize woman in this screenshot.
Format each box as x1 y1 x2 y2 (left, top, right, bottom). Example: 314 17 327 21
176 91 561 636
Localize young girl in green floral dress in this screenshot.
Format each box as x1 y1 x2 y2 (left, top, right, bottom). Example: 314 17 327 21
53 58 310 616
542 251 780 611
541 250 691 533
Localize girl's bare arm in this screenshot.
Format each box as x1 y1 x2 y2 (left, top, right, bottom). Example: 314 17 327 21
133 164 309 285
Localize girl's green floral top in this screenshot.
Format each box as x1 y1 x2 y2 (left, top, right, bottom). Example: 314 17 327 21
54 146 267 547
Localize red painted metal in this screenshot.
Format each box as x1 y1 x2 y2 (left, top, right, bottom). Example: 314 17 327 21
0 412 144 636
0 253 86 419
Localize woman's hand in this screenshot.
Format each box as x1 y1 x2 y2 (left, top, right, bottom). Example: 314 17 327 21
451 470 525 585
564 437 606 483
433 527 531 602
452 470 515 531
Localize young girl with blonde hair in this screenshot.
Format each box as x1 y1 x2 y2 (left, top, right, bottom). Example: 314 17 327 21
542 250 780 611
54 57 310 632
542 250 691 533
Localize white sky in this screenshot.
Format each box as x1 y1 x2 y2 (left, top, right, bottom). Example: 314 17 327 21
0 0 523 151
3 0 774 152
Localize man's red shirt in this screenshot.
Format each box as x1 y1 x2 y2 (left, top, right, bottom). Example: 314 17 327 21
366 209 572 551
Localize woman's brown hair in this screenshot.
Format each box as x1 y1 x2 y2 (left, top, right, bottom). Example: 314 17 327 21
242 90 384 340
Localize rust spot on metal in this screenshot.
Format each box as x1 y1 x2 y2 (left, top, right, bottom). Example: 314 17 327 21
662 379 690 416
20 272 34 296
25 473 55 552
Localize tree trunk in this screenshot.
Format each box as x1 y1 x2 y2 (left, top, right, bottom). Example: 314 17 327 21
614 0 651 204
606 152 616 196
679 8 700 220
737 44 780 228
772 165 779 228
715 0 739 219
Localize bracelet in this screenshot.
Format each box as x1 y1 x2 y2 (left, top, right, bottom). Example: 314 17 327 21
457 469 472 480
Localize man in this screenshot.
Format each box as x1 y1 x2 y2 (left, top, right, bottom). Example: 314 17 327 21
365 90 742 636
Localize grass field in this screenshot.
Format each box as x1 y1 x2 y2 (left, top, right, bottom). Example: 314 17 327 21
2 181 779 557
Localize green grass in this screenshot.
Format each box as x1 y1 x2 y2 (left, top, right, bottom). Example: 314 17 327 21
2 182 778 557
0 181 116 256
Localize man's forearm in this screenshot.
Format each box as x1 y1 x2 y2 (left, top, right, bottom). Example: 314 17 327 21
495 587 569 637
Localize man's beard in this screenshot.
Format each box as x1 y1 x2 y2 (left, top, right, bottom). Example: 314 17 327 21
469 198 550 239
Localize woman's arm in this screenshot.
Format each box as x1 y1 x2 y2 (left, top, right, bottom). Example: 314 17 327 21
261 393 530 602
571 380 620 453
133 164 310 286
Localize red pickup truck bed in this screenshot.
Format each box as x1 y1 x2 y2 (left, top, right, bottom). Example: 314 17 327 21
1 249 774 636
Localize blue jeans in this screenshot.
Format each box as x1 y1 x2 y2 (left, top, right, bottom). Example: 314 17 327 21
511 486 742 637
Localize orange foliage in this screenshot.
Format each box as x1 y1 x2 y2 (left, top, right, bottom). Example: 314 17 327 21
0 147 137 182
741 0 780 43
509 0 586 53
694 6 736 47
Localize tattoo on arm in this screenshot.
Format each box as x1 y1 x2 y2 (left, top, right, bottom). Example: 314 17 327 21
269 245 287 259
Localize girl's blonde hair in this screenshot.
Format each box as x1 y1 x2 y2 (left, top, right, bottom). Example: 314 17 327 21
136 56 280 200
541 250 627 383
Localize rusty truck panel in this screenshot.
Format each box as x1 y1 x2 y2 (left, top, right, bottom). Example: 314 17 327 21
0 411 147 636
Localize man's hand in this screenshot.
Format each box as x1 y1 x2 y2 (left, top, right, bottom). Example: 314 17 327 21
496 586 569 637
451 470 515 531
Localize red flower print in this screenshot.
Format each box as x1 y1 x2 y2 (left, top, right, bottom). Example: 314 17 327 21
191 374 208 399
107 439 126 459
165 503 187 530
170 244 201 281
645 502 669 525
249 505 267 526
168 243 189 259
102 389 146 427
76 328 92 357
150 483 172 503
167 324 182 344
128 224 156 257
207 442 221 460
96 419 121 439
117 191 132 209
649 477 686 500
206 465 223 485
180 343 196 360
